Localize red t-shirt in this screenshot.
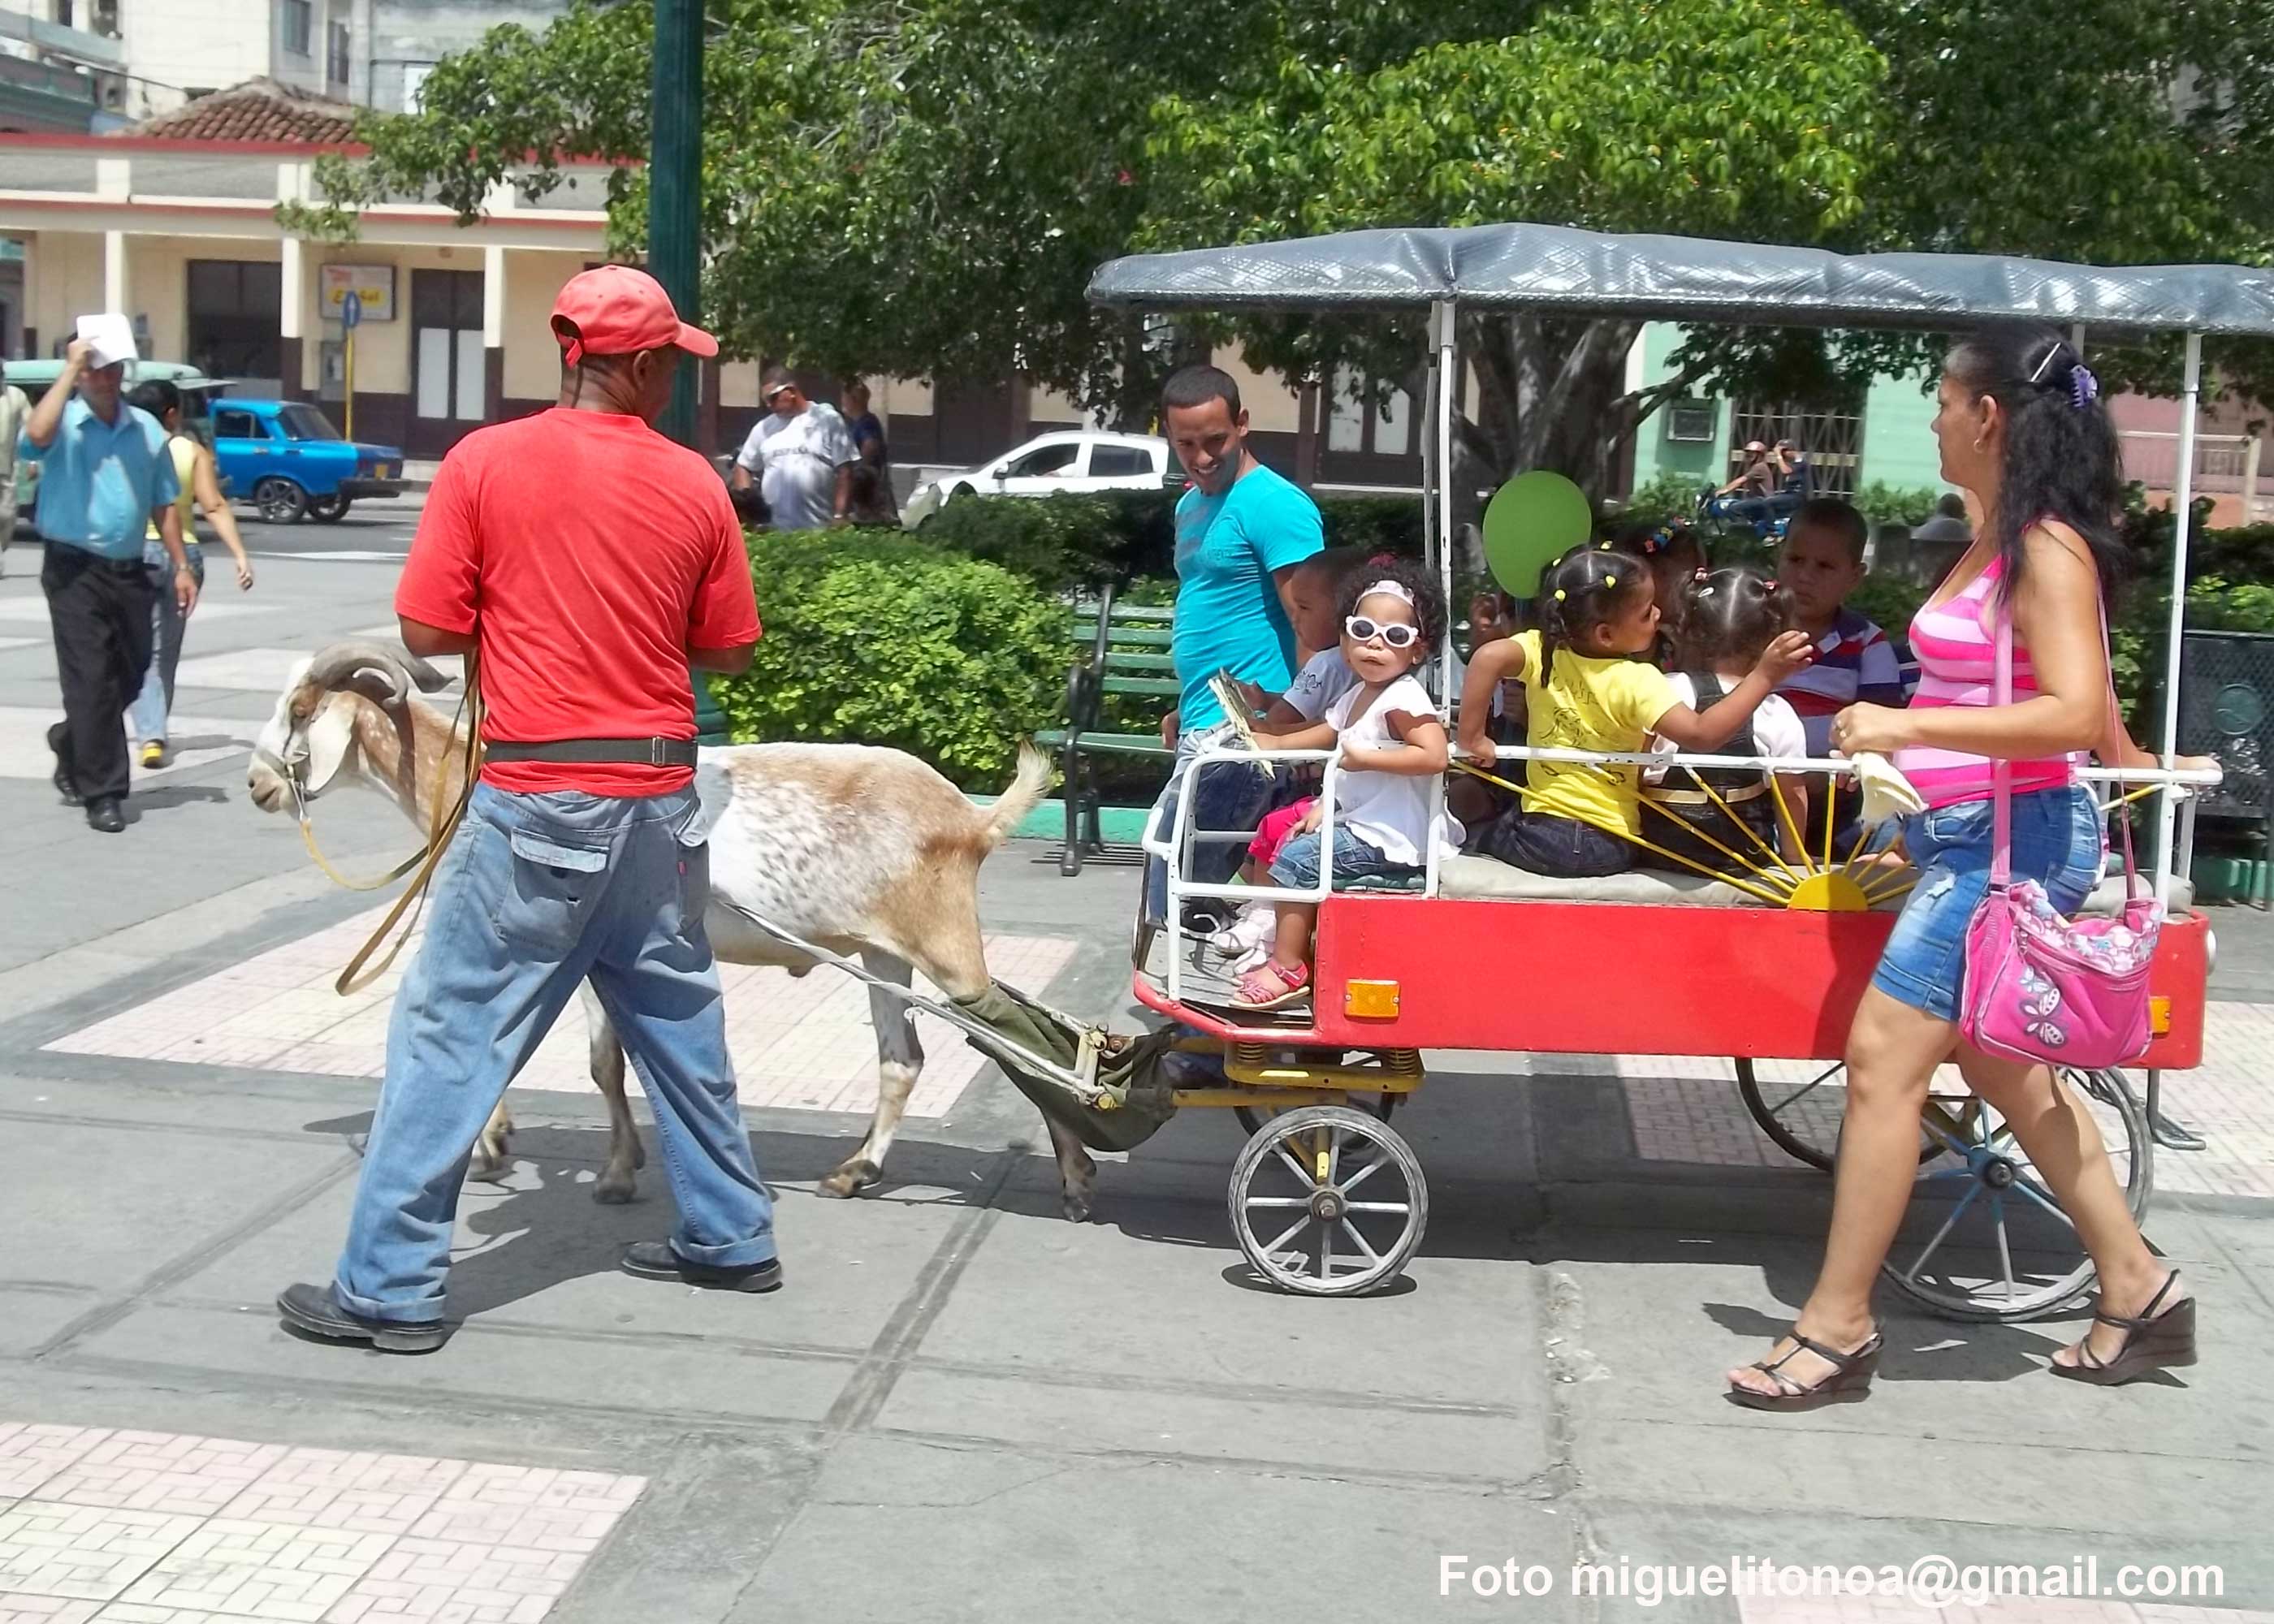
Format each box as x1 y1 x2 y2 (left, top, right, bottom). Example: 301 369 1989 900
395 408 760 796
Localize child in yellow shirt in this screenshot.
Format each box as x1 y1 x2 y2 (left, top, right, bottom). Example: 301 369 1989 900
1457 545 1812 878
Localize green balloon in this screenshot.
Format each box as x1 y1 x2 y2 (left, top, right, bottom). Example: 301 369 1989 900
1482 472 1593 597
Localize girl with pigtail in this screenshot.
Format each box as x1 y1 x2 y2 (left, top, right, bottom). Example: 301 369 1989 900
1456 543 1814 879
1638 566 1814 876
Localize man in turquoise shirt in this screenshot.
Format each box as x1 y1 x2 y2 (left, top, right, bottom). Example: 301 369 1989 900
23 336 192 832
1143 364 1322 926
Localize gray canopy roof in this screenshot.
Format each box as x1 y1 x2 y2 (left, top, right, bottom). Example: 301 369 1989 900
1087 222 2274 335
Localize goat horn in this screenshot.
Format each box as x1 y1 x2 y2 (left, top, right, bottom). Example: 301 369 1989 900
305 641 449 706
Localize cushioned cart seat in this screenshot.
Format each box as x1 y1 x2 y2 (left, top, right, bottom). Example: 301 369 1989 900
1437 853 2192 918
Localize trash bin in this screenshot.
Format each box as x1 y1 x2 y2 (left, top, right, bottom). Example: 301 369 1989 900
2178 629 2274 907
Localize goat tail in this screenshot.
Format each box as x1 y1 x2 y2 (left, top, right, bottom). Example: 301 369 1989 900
978 743 1055 851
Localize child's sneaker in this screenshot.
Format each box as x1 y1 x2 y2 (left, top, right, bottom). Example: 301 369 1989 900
1209 903 1276 960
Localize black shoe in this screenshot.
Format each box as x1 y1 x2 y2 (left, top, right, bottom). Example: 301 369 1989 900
620 1241 783 1292
275 1282 447 1353
1179 900 1234 938
84 797 123 833
50 736 80 807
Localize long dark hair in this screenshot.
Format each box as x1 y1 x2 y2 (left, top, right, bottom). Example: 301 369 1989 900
1673 567 1794 668
1943 326 2125 604
1535 543 1650 689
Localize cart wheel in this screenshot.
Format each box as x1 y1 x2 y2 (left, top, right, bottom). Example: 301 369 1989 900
1228 1104 1426 1297
1884 1067 2151 1322
1734 1059 1973 1172
1234 1093 1397 1138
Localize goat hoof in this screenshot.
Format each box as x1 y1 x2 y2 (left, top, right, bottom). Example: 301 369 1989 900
819 1159 880 1199
468 1151 512 1183
592 1177 638 1206
1061 1192 1094 1224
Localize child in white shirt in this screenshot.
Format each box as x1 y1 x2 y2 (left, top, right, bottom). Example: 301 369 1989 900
1233 559 1459 1010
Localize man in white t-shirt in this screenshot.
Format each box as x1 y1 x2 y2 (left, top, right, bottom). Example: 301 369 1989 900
730 369 855 530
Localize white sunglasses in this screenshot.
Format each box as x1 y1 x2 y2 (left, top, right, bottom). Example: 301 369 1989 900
1345 615 1420 649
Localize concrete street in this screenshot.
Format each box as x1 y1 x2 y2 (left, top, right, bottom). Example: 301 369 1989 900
1 516 2270 1623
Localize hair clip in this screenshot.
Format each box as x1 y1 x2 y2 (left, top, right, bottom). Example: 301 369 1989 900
1597 540 1614 551
1763 577 1779 590
1368 551 1398 566
2069 364 2100 411
1695 585 1716 599
1602 574 1618 588
1693 566 1711 581
1552 589 1567 602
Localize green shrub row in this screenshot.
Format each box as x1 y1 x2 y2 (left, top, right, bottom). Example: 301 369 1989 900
707 528 1070 790
919 490 1424 591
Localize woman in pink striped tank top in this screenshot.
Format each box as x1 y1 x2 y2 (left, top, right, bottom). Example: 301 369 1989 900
1728 326 2196 1408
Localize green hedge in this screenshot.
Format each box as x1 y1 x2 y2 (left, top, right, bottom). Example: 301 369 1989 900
922 489 1424 590
708 528 1070 788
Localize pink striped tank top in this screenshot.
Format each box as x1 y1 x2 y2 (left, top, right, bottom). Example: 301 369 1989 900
1893 557 2076 810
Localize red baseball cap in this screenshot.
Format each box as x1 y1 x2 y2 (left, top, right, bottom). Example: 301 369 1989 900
550 265 718 366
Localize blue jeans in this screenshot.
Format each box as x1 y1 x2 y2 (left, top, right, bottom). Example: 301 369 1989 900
1871 783 2104 1022
1143 721 1277 922
1266 826 1415 892
334 783 776 1324
129 540 200 745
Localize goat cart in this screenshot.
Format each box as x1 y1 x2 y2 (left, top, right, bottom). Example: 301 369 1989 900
1077 222 2257 1308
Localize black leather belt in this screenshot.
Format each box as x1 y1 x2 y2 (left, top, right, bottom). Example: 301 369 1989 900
486 737 700 767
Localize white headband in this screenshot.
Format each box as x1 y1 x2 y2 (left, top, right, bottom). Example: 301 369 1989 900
1357 579 1416 608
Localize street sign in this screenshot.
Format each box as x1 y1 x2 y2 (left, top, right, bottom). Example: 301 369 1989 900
341 290 363 331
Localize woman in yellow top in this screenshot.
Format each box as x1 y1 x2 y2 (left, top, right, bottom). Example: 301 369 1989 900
128 380 253 768
1456 544 1812 876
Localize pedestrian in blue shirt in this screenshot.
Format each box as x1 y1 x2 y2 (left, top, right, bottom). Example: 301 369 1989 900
21 335 193 832
1143 364 1323 930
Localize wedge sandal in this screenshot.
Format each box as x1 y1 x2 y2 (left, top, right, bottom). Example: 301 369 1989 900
2051 1270 2196 1385
1726 1329 1883 1411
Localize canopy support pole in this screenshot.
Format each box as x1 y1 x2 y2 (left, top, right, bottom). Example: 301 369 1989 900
2153 331 2202 911
1429 300 1458 708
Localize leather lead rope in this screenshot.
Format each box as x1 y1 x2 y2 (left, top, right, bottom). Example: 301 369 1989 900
331 653 486 996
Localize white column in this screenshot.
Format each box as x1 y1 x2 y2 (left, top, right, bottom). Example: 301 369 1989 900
280 236 303 342
102 231 124 314
482 245 505 348
19 231 36 356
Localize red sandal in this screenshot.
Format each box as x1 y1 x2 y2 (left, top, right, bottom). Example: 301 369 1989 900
1232 960 1311 1010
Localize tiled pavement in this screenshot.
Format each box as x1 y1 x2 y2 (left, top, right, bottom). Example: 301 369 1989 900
0 1426 642 1622
44 903 1077 1121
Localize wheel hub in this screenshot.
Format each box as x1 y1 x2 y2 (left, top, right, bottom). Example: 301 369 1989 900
1982 1155 2018 1190
1309 1188 1347 1223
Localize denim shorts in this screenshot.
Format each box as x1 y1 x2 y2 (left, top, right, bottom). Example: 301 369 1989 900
1269 825 1416 892
1872 782 2105 1021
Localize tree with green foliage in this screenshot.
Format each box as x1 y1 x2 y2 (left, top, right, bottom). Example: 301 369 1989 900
296 0 2274 510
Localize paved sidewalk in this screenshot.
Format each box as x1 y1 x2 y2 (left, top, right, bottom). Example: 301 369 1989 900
2 559 2272 1622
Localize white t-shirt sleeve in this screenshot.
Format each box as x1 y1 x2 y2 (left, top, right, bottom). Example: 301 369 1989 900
817 406 858 468
733 420 768 473
1753 693 1808 765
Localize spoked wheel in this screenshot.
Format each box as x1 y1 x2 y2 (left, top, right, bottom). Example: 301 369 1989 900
1228 1104 1427 1296
1885 1067 2151 1322
1735 1058 1977 1172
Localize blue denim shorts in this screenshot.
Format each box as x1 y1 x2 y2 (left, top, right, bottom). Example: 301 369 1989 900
1871 782 2105 1021
1268 825 1417 892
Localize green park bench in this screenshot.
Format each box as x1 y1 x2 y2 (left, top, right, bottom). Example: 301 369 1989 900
1039 585 1178 876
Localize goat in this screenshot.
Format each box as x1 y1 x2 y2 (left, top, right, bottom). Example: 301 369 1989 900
247 641 1100 1219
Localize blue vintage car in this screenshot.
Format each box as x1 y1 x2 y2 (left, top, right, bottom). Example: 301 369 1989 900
208 399 407 524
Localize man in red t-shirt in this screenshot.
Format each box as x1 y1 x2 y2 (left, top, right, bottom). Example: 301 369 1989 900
279 266 781 1352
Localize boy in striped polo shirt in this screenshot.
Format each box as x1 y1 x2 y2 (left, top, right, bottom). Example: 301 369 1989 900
1774 498 1907 757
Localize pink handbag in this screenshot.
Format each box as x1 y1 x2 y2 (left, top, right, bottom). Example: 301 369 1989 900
1959 601 2161 1069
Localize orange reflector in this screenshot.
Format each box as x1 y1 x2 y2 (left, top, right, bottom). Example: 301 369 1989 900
1346 980 1401 1019
2150 995 2171 1035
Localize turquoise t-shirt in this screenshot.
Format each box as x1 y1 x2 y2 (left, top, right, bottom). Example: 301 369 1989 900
1170 463 1324 729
